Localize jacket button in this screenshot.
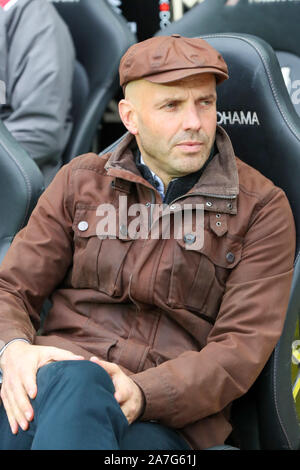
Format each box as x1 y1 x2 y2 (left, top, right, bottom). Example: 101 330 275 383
206 201 213 207
226 252 235 263
184 233 196 245
78 221 89 231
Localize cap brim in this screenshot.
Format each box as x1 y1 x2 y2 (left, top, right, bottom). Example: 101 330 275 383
144 67 229 85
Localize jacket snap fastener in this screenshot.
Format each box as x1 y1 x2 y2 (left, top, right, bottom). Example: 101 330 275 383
216 221 222 227
206 201 213 207
170 204 177 210
145 202 151 207
216 213 221 218
226 252 235 263
227 202 233 210
184 233 196 244
78 221 89 231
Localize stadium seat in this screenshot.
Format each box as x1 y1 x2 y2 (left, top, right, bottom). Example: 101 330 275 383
155 0 300 117
203 33 300 450
0 121 44 264
52 0 136 163
100 33 300 449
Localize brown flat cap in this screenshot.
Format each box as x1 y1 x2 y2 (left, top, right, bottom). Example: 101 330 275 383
119 34 229 90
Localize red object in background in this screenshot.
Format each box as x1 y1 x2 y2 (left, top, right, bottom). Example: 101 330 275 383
0 0 13 9
160 3 170 11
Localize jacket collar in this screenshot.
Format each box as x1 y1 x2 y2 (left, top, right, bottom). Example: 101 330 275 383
190 125 239 199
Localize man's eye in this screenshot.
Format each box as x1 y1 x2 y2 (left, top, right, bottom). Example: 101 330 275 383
165 102 177 109
200 100 212 107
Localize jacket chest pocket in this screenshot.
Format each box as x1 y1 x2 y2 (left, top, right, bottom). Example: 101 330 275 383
72 207 133 296
167 228 242 321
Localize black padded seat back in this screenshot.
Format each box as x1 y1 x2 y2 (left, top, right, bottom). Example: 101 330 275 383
156 0 300 116
201 33 300 450
203 34 300 252
70 61 89 128
0 121 44 263
52 0 136 163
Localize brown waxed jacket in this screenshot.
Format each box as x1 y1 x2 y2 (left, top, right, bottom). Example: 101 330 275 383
0 126 296 449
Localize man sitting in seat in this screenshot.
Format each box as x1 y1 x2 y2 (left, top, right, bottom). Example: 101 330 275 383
0 0 75 186
0 35 295 450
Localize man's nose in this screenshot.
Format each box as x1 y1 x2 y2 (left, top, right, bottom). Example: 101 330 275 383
182 103 202 131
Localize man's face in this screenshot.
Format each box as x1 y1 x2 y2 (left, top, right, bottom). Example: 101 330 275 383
119 73 217 186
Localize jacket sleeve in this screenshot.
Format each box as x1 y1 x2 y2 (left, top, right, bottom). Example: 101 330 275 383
2 0 75 185
0 162 75 349
131 187 296 428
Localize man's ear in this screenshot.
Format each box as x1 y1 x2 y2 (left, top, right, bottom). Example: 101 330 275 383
118 99 138 135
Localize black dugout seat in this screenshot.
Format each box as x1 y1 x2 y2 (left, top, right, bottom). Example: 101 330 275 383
0 121 44 264
100 33 300 449
52 0 136 163
156 0 300 117
203 33 300 450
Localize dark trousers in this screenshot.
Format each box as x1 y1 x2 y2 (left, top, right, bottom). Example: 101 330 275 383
0 360 190 450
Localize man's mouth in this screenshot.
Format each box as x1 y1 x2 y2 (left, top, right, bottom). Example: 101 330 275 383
175 141 204 152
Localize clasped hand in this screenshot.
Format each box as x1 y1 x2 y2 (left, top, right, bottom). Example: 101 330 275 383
0 342 144 434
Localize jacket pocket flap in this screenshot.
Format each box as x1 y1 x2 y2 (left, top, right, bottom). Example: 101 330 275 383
175 229 242 269
73 206 132 240
73 206 100 238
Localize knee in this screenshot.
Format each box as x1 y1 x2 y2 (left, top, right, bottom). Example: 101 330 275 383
37 360 114 394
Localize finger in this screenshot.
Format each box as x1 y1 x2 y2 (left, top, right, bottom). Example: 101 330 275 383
23 371 38 400
90 357 119 376
114 389 123 403
118 401 133 424
114 379 133 405
118 394 141 425
9 381 33 427
5 406 19 434
48 348 84 361
40 348 84 367
1 381 31 431
1 390 18 434
14 389 34 425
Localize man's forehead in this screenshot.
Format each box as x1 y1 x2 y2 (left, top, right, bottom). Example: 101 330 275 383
124 74 216 102
154 89 217 106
